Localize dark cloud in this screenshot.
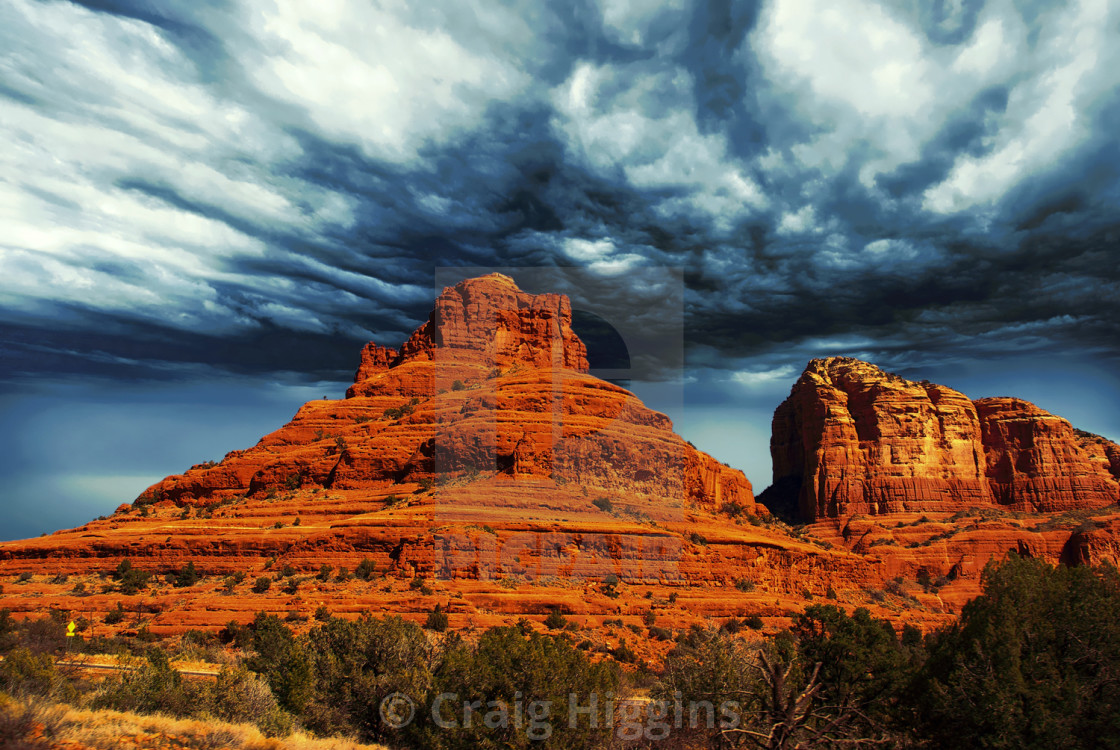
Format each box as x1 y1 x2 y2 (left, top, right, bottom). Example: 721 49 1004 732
1 0 1119 529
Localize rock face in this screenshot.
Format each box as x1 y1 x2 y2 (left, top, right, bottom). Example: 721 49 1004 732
768 357 1120 521
132 274 750 514
353 343 399 383
977 398 1120 512
347 273 588 399
768 358 990 521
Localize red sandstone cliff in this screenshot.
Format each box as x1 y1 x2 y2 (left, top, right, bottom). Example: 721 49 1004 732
767 357 1120 521
347 273 588 399
977 398 1120 512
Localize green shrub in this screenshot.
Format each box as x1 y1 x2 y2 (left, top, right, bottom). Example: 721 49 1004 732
104 602 126 625
355 558 377 581
916 567 932 590
300 614 432 741
247 613 312 715
221 620 253 650
425 605 449 632
544 610 567 630
792 604 918 737
212 663 292 735
92 648 202 717
611 640 638 664
0 647 59 697
173 561 199 588
917 555 1120 748
252 576 272 594
0 608 17 654
114 559 150 595
735 577 756 592
654 627 762 745
592 496 613 513
420 626 618 748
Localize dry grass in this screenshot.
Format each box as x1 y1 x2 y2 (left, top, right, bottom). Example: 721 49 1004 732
0 696 389 750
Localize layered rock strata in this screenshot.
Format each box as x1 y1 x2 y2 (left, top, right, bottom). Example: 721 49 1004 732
0 274 758 584
768 358 1120 521
130 273 751 514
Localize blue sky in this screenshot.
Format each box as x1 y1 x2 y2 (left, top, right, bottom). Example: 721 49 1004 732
2 0 1119 540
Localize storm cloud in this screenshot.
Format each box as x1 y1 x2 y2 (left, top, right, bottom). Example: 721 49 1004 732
2 0 1119 537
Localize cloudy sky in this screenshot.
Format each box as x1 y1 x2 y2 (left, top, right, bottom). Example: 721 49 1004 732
2 0 1119 539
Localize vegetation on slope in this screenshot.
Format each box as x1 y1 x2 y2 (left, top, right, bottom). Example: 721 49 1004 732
2 554 1119 748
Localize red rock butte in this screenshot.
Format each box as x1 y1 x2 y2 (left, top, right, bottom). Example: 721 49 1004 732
140 272 754 515
768 357 1120 522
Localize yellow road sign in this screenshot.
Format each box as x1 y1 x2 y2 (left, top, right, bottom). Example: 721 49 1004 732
66 621 76 637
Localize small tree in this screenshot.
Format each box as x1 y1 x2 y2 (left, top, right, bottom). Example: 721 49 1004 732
174 561 200 588
104 602 127 625
355 558 377 581
247 613 312 714
212 664 292 735
425 604 449 632
544 610 567 630
918 554 1120 747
